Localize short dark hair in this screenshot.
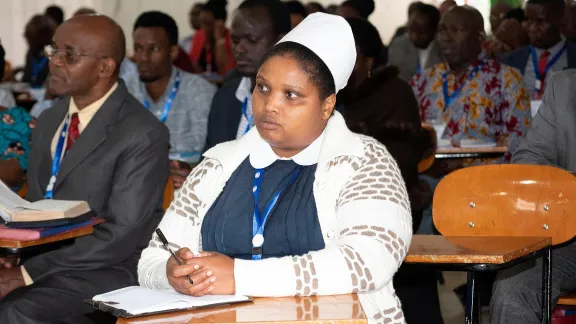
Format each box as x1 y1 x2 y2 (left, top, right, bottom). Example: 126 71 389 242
45 5 64 25
411 2 441 29
408 1 423 15
505 7 525 22
238 0 291 38
285 1 308 18
261 42 335 100
307 2 326 13
346 17 384 65
341 0 375 19
203 0 228 21
527 0 565 10
133 11 179 45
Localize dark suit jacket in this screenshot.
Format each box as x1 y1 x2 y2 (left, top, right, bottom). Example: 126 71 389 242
203 77 243 153
24 81 170 283
512 70 576 171
500 42 576 74
388 34 443 82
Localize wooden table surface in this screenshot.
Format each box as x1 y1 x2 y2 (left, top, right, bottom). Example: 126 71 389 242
117 294 367 324
0 226 94 248
436 146 508 154
406 235 551 264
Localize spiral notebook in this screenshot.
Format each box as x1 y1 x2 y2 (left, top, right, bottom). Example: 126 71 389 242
86 286 252 318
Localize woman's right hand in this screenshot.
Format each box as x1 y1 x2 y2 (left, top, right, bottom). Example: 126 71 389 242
166 248 216 296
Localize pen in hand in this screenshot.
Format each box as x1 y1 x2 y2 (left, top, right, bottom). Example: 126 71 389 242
155 228 194 285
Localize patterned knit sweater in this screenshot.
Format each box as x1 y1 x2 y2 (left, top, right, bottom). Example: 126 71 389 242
137 112 412 324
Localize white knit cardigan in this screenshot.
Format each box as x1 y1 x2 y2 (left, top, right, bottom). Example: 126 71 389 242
138 112 412 324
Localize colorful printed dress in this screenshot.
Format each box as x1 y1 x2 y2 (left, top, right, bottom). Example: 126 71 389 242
410 59 531 161
1 107 34 173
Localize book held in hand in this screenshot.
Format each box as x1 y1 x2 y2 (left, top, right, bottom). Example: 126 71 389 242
86 286 252 318
0 180 91 223
0 217 104 241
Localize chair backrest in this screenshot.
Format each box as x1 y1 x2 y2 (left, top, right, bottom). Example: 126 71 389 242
163 179 175 211
433 164 576 245
418 123 437 173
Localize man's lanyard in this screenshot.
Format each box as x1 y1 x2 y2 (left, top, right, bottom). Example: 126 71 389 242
143 71 181 124
416 59 422 74
251 167 301 260
31 56 48 86
45 114 70 199
530 44 566 93
442 61 485 110
241 98 253 135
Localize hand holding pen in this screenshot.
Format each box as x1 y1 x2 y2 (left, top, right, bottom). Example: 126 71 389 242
158 229 218 297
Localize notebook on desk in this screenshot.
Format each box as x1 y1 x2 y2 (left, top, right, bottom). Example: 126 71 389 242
85 286 252 318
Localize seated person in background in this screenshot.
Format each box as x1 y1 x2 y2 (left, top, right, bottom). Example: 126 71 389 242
388 2 442 82
439 0 457 15
22 15 55 87
336 0 388 66
180 3 204 54
411 6 531 163
0 15 170 323
339 17 441 324
189 0 235 76
501 0 576 100
485 8 529 58
285 1 307 28
0 106 33 189
306 2 325 14
44 5 64 26
564 3 576 43
204 0 291 151
139 13 412 324
126 11 216 187
490 70 576 324
489 1 513 38
390 2 423 45
0 44 16 108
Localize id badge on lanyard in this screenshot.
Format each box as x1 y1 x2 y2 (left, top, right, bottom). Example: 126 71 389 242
251 167 301 260
45 114 71 199
143 71 181 123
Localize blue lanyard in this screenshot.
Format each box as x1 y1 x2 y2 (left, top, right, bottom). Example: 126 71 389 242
45 114 71 199
530 44 566 92
143 71 181 123
31 56 48 85
442 61 485 110
416 59 422 74
241 98 253 135
251 167 301 260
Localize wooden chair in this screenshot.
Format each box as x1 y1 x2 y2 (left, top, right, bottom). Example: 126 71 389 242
433 164 576 319
418 123 437 173
163 179 175 211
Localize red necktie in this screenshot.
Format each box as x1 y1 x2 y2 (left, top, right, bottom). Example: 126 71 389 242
537 50 550 95
66 113 79 151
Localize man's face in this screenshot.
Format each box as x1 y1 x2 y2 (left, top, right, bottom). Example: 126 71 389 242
200 10 216 36
133 27 176 83
408 12 437 49
189 5 203 31
438 10 482 67
231 8 277 77
47 22 104 97
525 3 563 49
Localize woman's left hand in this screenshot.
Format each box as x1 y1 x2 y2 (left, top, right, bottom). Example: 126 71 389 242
191 252 236 295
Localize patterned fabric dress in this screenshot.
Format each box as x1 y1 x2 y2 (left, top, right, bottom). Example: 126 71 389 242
410 59 531 161
1 107 34 171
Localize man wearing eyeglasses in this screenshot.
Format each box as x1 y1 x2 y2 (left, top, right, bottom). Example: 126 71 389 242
0 15 170 324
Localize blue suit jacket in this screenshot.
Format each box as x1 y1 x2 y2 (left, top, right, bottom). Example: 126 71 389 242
500 42 576 74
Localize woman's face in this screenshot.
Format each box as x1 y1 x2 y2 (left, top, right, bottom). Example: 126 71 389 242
252 55 335 157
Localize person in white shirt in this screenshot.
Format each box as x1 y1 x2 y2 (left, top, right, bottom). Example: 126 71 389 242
138 13 412 324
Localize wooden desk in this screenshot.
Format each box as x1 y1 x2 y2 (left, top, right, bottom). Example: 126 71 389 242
117 295 367 324
406 235 551 265
435 146 508 159
0 226 95 255
406 235 552 324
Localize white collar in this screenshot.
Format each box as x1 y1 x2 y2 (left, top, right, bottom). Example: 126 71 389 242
249 130 325 169
235 77 252 102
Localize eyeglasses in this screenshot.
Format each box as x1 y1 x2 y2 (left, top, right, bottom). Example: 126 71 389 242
44 44 109 65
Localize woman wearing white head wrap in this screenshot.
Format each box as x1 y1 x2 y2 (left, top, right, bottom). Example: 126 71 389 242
138 13 411 324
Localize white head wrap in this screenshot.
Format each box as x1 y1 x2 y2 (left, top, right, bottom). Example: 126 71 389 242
276 13 356 93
